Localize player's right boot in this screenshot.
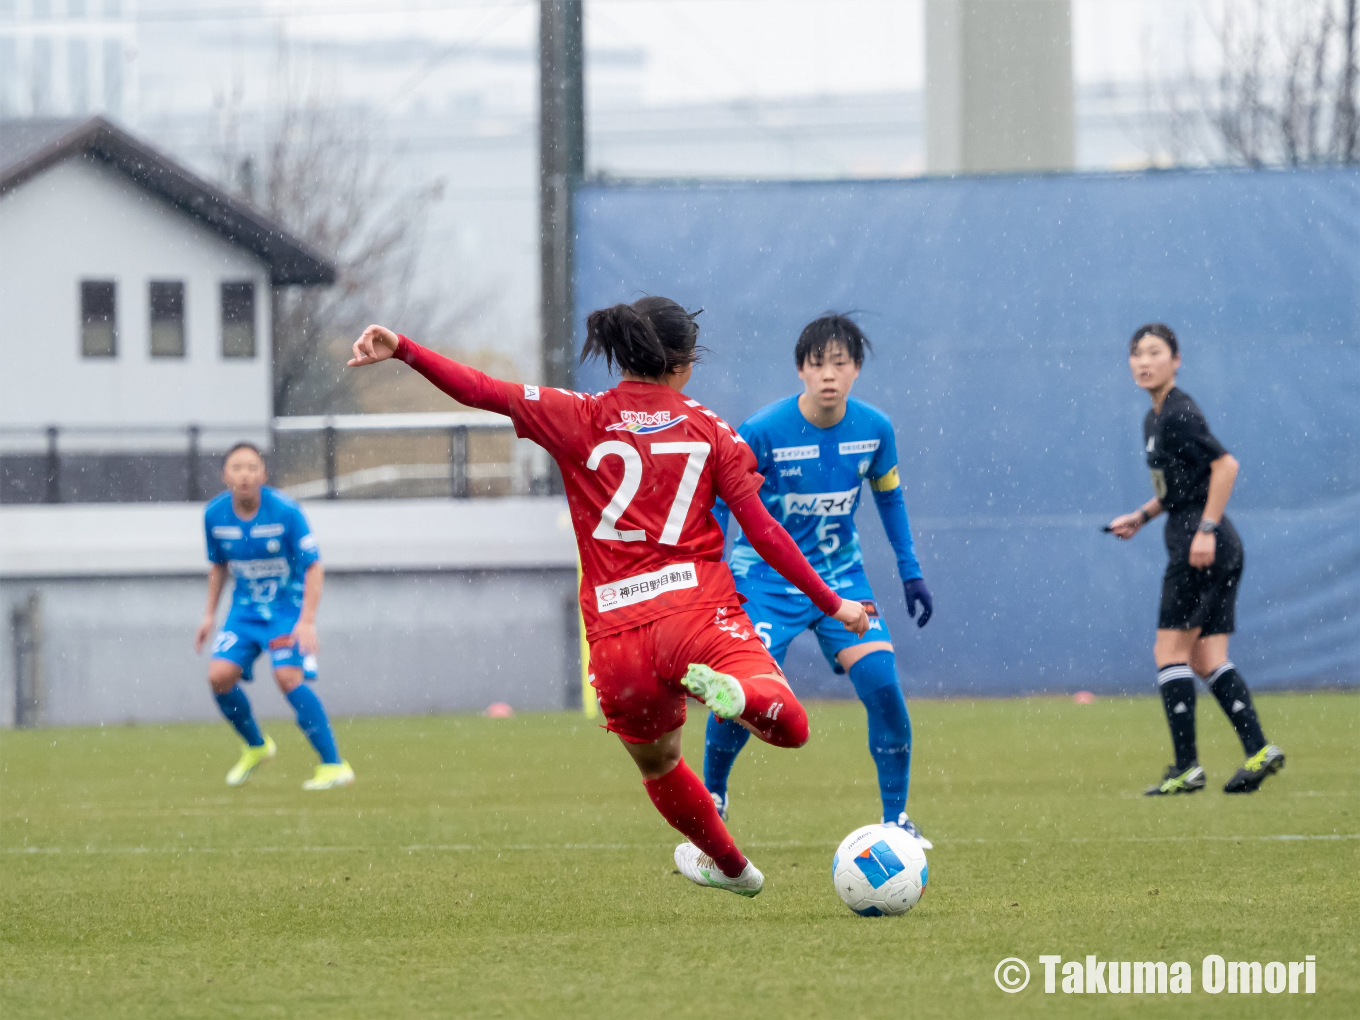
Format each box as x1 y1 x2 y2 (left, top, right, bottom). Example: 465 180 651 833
682 664 746 720
225 735 277 787
1143 763 1206 796
885 812 933 850
709 790 729 821
302 761 356 791
673 842 763 898
1223 744 1285 794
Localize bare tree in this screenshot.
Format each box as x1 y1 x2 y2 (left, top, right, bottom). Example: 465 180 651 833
1152 0 1358 167
215 83 493 415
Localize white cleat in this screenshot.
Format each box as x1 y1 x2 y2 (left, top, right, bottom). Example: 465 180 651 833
884 812 933 850
674 842 764 898
681 663 746 720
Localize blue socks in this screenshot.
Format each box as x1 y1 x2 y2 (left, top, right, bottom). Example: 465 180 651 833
701 649 914 822
286 684 341 765
703 714 751 798
849 651 912 822
214 685 265 747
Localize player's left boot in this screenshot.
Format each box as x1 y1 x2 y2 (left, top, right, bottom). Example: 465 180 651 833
1223 744 1285 794
673 842 763 898
884 812 933 850
302 761 355 791
225 735 277 787
681 664 746 721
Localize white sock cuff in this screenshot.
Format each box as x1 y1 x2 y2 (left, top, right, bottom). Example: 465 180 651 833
1157 664 1196 685
1205 661 1236 685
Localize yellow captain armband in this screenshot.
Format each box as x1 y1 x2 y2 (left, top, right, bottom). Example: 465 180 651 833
870 466 900 492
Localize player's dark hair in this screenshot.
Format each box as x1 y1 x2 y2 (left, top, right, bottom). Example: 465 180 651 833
795 314 872 368
223 441 264 466
581 296 703 378
1129 322 1179 357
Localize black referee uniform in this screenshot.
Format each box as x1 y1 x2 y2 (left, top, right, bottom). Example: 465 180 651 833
1141 387 1284 795
1144 387 1242 633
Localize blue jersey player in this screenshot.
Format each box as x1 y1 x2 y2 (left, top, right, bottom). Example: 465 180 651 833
704 316 934 845
194 442 353 790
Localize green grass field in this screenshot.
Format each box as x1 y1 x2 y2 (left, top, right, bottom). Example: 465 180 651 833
2 692 1356 1019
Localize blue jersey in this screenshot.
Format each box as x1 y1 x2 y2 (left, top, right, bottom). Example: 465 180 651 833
726 395 921 591
204 486 320 623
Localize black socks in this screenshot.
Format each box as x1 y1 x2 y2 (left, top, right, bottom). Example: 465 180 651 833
1157 663 1199 770
1205 662 1268 757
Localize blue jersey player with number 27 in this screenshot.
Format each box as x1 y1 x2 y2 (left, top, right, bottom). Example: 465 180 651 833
705 316 934 846
194 442 353 790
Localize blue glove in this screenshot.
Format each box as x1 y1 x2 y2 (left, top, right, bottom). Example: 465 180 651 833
903 578 933 627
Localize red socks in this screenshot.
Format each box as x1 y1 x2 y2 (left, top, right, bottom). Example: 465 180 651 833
643 758 747 878
737 675 810 749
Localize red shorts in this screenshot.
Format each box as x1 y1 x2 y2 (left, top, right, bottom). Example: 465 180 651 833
588 604 781 744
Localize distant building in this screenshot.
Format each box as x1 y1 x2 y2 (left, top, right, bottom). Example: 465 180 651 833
0 116 334 503
0 0 138 121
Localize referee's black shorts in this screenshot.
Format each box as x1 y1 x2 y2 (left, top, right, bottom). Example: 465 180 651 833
1158 556 1243 635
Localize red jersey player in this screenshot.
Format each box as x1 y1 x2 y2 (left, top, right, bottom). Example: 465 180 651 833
349 296 868 897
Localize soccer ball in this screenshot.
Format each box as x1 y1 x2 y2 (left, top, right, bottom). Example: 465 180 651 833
832 824 928 916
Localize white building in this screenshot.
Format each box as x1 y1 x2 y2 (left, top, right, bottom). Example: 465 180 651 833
0 115 333 502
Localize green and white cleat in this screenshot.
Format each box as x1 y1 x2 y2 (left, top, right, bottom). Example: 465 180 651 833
681 663 745 720
1144 762 1206 796
1223 744 1285 794
226 736 277 787
673 842 763 898
302 761 355 791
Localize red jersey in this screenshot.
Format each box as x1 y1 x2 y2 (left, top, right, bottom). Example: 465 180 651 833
507 380 763 640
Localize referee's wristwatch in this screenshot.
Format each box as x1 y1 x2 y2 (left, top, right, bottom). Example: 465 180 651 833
1197 518 1219 534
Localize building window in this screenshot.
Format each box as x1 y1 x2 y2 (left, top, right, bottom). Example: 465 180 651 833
221 281 256 358
68 38 89 115
149 281 185 358
80 280 117 357
102 38 122 116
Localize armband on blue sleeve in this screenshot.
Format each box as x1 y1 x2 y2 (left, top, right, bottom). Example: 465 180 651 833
872 484 922 582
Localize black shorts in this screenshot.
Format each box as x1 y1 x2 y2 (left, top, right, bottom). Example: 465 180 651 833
1158 557 1243 635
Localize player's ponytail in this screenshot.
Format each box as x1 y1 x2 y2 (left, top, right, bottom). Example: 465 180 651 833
582 296 703 378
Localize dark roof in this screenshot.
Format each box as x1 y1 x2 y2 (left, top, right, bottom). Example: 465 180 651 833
0 117 335 286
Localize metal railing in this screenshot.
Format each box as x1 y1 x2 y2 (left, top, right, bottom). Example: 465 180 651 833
0 415 551 504
272 412 550 500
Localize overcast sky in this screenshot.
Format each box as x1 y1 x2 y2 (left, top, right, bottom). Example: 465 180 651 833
232 0 1214 105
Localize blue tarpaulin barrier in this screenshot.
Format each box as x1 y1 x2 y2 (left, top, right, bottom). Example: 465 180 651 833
574 169 1359 696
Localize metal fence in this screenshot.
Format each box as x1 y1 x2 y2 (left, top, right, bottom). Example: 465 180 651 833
0 414 551 504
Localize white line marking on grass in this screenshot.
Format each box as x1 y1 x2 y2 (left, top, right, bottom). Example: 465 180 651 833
6 834 1357 856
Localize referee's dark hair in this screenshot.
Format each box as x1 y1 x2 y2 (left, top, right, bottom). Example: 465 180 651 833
223 441 264 466
1129 322 1179 357
796 314 872 368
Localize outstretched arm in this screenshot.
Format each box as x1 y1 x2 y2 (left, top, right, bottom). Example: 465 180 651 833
727 493 869 635
349 325 512 415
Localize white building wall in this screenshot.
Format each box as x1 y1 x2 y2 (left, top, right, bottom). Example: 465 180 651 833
0 155 271 447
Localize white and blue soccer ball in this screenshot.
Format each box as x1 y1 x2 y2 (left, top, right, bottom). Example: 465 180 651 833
832 824 928 916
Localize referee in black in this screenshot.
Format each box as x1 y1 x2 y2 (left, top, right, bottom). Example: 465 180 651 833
1108 324 1285 795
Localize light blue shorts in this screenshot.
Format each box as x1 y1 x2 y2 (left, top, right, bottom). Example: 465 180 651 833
211 612 318 682
736 571 890 675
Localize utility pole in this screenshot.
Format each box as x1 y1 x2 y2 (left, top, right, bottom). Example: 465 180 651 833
926 0 1074 174
539 0 585 391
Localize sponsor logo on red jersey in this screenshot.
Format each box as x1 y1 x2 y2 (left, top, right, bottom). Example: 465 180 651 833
605 409 689 435
596 563 698 611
